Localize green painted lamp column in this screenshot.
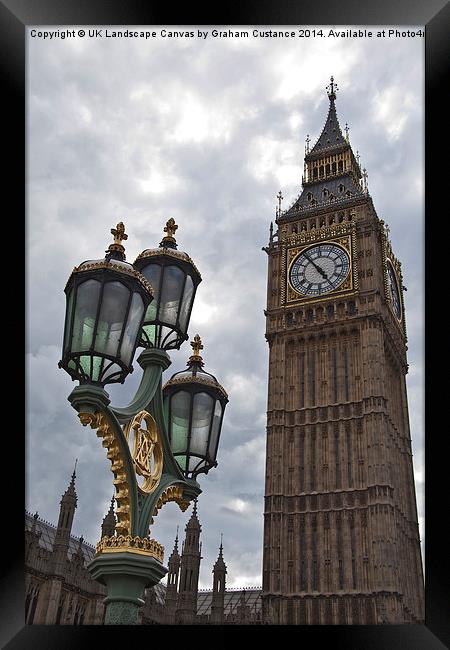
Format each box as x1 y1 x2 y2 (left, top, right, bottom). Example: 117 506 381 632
88 551 167 625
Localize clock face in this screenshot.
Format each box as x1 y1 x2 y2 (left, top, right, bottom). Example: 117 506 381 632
387 259 402 320
289 243 350 297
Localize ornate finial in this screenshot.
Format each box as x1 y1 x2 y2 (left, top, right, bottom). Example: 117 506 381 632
193 498 198 516
191 334 203 358
160 218 178 249
107 222 127 259
173 525 179 552
276 191 283 218
71 458 78 483
356 150 360 167
326 76 338 101
187 334 204 368
31 511 39 533
384 222 390 238
345 123 349 141
305 133 310 154
362 167 369 193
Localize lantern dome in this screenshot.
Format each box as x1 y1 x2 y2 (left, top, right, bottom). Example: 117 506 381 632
59 222 154 386
163 335 228 479
133 219 202 351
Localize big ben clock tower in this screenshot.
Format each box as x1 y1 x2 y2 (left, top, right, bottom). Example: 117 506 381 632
262 78 424 625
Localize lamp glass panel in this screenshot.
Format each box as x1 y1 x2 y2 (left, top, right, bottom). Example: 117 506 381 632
178 274 194 331
120 291 144 364
141 264 161 322
208 400 223 461
190 392 214 455
63 288 74 351
142 323 156 346
189 456 206 473
94 281 129 357
102 362 123 383
79 355 91 376
160 325 178 348
160 265 184 326
176 455 187 471
72 279 101 352
170 390 191 453
91 355 102 381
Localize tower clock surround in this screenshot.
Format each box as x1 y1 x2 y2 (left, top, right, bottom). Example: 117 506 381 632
262 78 424 625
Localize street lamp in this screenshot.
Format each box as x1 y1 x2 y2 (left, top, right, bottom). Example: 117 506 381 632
133 217 201 350
59 220 227 625
163 334 228 478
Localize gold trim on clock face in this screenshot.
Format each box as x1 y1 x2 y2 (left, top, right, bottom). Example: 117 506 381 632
288 241 351 299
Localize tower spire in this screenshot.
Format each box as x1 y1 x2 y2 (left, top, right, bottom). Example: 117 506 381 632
326 75 338 101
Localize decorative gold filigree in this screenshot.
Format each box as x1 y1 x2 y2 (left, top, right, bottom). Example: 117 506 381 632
153 485 190 518
163 375 228 400
162 217 178 243
96 534 164 562
123 411 163 494
78 411 131 536
69 259 154 296
134 247 202 279
190 334 203 359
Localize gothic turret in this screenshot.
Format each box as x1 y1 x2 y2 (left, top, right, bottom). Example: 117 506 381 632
100 495 116 539
165 528 181 622
176 500 202 624
52 461 78 573
210 535 227 624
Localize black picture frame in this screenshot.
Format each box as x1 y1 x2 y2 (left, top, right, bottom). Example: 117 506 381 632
8 0 448 647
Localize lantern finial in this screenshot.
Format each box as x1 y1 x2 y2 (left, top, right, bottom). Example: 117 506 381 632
160 218 178 249
107 222 128 259
187 334 205 368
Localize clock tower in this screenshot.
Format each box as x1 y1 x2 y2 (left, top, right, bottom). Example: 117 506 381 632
262 78 424 625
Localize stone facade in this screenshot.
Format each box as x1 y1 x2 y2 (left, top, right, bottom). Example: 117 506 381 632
261 83 425 625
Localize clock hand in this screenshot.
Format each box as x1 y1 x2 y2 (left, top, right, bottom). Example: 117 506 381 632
304 253 328 280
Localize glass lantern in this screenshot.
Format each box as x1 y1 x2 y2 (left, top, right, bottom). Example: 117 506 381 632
163 335 228 478
59 223 154 385
133 218 201 351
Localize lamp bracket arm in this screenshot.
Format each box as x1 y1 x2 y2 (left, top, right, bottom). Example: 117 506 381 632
110 365 161 424
109 348 171 424
136 474 201 539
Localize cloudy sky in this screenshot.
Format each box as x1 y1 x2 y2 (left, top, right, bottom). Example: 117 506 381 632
26 25 424 590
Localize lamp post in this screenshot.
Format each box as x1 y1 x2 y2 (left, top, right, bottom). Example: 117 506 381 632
59 220 227 624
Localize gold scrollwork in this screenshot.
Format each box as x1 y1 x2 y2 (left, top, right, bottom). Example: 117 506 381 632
96 534 164 562
123 411 163 494
153 485 190 518
78 411 131 536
